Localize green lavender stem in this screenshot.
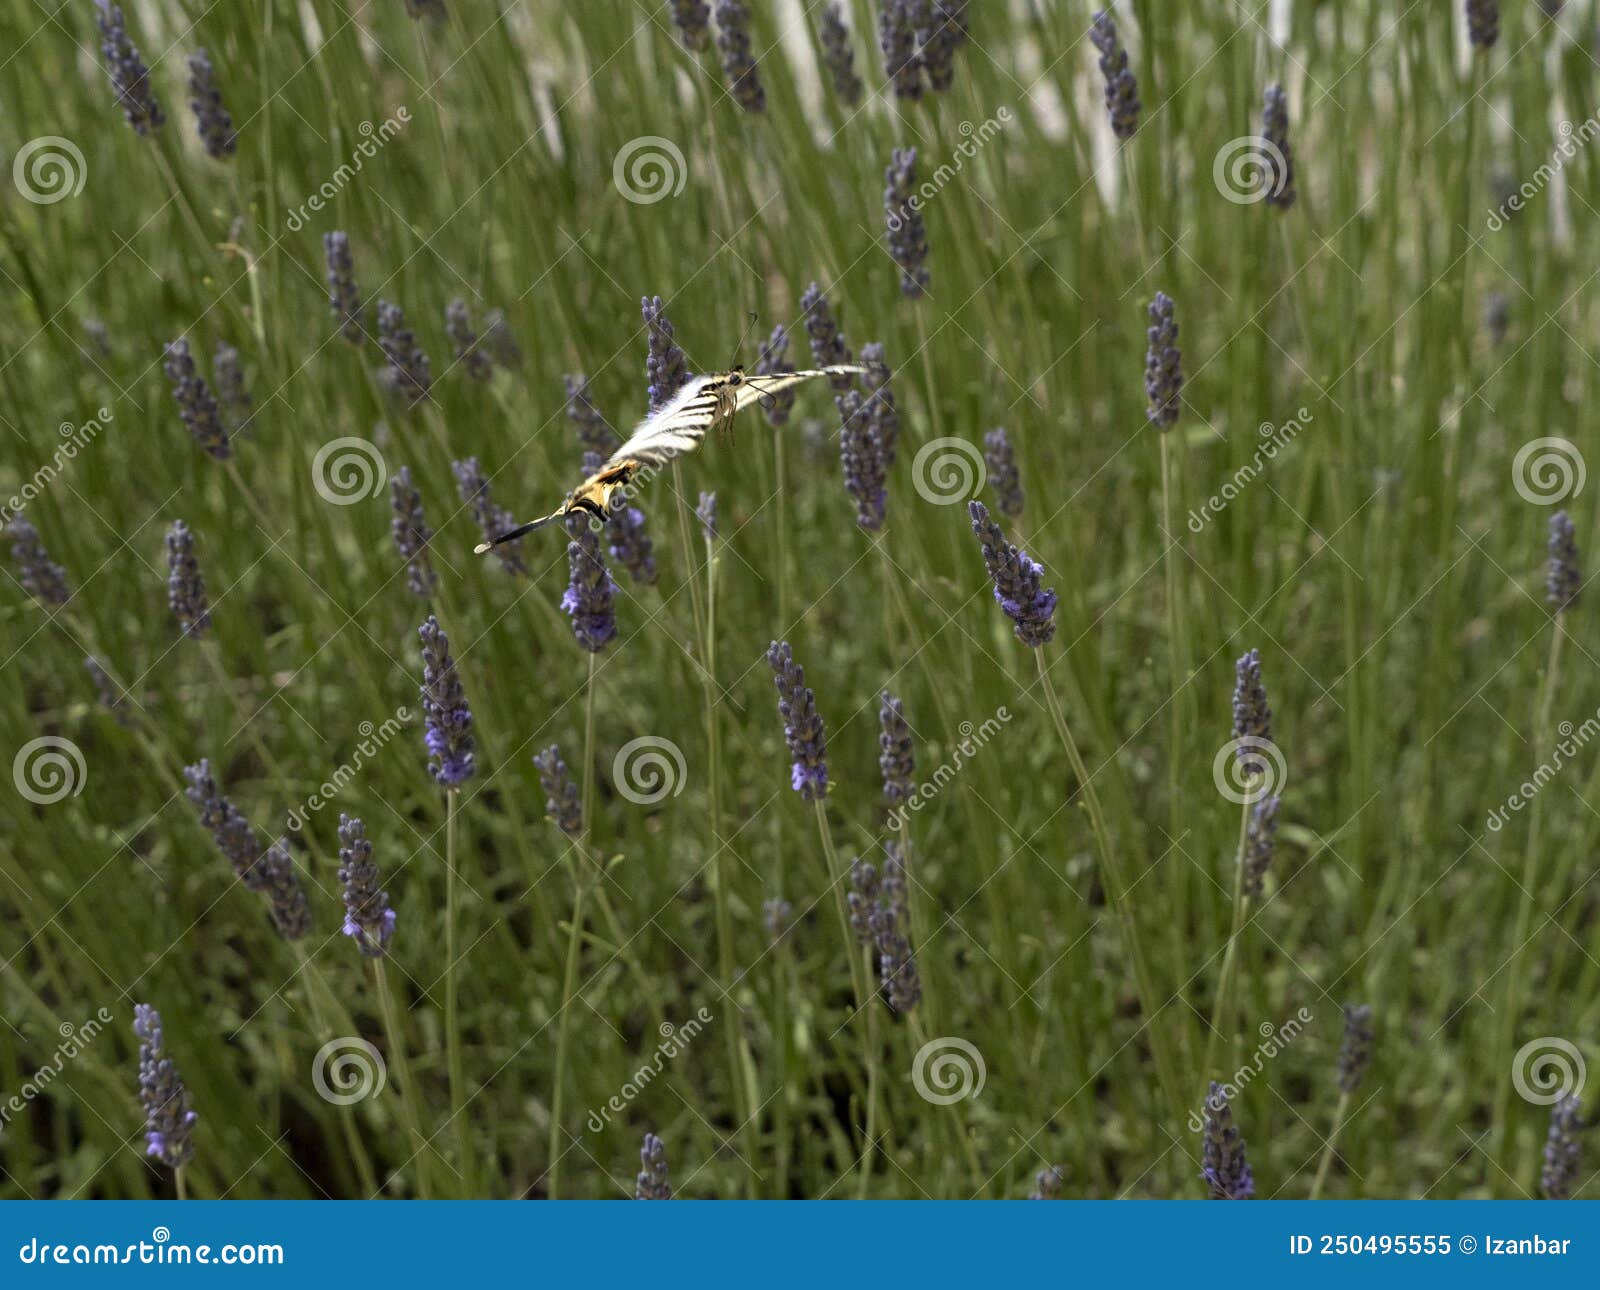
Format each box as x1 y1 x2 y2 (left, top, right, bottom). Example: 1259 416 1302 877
442 788 471 1194
1309 1089 1352 1200
373 959 435 1199
1203 796 1254 1082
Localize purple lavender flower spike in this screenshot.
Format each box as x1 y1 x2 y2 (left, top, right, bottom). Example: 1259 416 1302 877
879 0 923 99
165 520 211 638
95 2 165 135
636 1132 672 1199
444 299 493 382
848 857 881 945
715 1 766 111
839 389 888 530
754 326 797 426
257 838 311 941
324 232 364 343
762 897 792 941
561 514 618 652
564 374 615 455
642 296 690 414
818 4 863 106
86 655 130 724
482 309 521 369
338 814 395 957
133 1004 196 1169
187 49 236 158
968 500 1057 647
533 746 583 837
453 457 526 577
376 299 432 405
1541 1095 1584 1199
767 639 829 799
1242 795 1279 900
671 1 711 52
696 491 718 542
799 282 856 393
1232 648 1272 750
1200 1081 1254 1199
1261 83 1296 210
184 759 269 891
405 0 447 23
164 338 229 460
984 428 1024 518
1029 1165 1064 1199
418 615 476 787
1089 10 1140 140
390 467 437 598
607 504 657 586
878 690 915 806
213 341 251 433
1145 292 1183 429
1466 0 1499 49
1548 510 1580 612
860 343 899 468
876 841 921 1012
8 519 72 607
1337 1004 1373 1094
884 147 930 297
918 2 969 94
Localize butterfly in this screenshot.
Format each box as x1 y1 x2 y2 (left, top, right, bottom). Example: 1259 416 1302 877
475 364 863 553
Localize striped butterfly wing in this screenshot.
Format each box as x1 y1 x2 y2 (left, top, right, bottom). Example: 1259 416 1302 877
603 374 728 470
733 365 866 414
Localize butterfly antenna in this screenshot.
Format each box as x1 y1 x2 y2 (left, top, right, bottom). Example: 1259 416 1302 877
730 309 760 370
474 512 559 554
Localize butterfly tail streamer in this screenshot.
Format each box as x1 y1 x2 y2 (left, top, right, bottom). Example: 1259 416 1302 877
475 513 560 554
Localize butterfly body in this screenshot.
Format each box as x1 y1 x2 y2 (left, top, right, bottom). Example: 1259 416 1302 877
475 364 863 555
